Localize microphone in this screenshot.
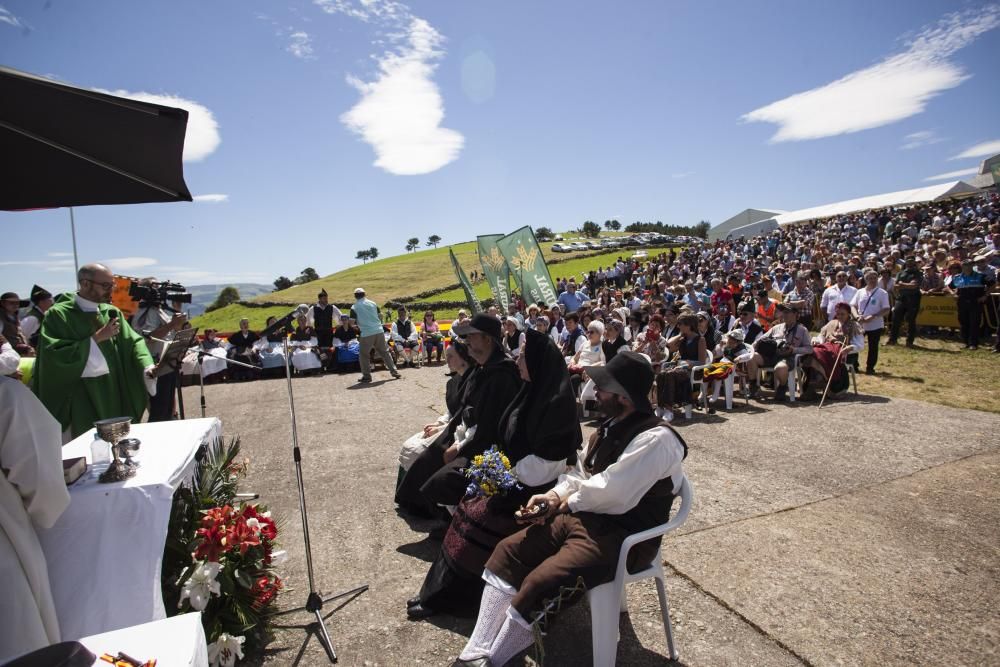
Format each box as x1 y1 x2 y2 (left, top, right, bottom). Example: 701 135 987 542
259 304 309 339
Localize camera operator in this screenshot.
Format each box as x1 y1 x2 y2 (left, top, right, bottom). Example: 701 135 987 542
130 279 188 422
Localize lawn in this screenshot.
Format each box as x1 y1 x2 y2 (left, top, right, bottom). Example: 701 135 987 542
852 336 1000 413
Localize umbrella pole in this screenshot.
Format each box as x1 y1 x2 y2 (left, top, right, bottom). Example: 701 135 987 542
69 207 79 275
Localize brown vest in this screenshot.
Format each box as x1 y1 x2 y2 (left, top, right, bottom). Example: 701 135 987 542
583 411 687 535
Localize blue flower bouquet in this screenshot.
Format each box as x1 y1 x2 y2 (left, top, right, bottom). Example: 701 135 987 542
463 446 521 498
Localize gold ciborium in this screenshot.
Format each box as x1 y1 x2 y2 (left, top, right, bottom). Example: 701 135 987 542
94 417 137 483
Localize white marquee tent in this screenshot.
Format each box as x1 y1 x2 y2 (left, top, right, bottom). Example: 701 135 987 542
772 180 981 227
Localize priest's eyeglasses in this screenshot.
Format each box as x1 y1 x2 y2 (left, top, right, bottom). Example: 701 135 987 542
83 278 115 290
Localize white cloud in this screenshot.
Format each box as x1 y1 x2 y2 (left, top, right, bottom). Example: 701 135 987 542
46 252 74 258
0 259 74 271
671 171 694 179
95 89 221 162
193 193 229 203
742 5 1000 142
321 1 463 175
99 257 159 272
901 130 944 150
923 166 980 182
340 17 464 174
949 139 1000 160
314 0 407 23
0 6 24 30
287 31 315 59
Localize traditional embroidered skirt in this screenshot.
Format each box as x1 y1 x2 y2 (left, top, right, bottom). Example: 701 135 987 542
417 490 532 614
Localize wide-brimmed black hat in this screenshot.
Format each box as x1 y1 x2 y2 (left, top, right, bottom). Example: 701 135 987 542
30 284 51 304
1 292 29 308
585 350 654 414
451 313 503 342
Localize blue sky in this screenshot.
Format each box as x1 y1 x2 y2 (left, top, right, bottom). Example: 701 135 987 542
2 0 999 295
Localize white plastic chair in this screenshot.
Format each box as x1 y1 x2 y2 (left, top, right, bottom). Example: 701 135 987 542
755 351 802 403
683 351 713 418
587 474 693 666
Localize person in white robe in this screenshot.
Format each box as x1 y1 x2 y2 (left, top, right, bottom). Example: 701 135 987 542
0 376 71 662
290 315 323 374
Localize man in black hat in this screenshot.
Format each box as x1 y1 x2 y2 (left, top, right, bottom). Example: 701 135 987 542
408 313 522 516
0 292 32 356
20 285 53 350
452 350 687 667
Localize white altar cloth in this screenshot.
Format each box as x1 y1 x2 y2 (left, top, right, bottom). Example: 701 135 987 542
38 418 222 641
79 612 208 667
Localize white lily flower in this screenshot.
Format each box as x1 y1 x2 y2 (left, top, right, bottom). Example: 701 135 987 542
245 517 261 532
207 633 245 667
178 561 222 611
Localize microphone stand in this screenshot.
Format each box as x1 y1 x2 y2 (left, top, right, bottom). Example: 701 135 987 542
271 333 368 662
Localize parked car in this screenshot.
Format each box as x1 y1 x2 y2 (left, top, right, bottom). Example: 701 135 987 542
632 250 648 259
551 243 570 253
586 241 602 250
554 234 564 241
570 242 588 251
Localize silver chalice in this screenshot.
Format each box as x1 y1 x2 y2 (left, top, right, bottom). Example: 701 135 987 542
94 417 137 483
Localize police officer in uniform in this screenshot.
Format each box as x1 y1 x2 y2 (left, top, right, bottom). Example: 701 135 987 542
310 289 341 351
888 256 922 347
948 258 991 350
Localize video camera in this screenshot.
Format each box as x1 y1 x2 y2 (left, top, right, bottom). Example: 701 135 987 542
128 279 192 309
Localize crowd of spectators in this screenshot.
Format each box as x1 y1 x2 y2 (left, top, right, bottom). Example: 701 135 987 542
483 191 1000 419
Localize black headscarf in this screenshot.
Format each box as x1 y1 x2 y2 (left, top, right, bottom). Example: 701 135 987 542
499 328 582 464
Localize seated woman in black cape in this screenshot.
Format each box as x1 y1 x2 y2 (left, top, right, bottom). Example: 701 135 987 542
406 327 582 619
395 341 475 492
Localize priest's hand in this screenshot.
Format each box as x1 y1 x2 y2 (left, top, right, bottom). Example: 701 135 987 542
443 443 460 464
94 318 120 342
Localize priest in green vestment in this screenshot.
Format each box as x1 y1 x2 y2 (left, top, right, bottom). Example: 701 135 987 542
33 263 156 439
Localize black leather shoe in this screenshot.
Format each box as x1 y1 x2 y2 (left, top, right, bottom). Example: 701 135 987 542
406 596 421 608
406 602 436 620
451 658 492 667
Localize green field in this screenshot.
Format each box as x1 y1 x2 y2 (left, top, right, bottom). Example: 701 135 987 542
191 233 659 329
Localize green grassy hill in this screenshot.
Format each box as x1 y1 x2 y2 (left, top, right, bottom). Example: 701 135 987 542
191 233 667 331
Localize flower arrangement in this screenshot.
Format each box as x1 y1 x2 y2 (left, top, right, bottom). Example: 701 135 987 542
162 437 282 666
463 446 521 498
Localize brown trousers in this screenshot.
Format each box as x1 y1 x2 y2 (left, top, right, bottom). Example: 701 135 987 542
486 513 659 619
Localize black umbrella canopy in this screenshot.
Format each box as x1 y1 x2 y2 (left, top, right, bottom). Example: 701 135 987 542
0 66 193 210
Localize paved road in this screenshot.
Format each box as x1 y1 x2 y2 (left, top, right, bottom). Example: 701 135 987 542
181 364 1000 666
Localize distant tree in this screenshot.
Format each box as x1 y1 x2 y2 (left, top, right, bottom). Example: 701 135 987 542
296 267 320 284
535 227 554 241
580 221 601 238
427 235 442 248
273 276 294 291
406 237 420 252
206 285 240 312
695 220 711 239
603 220 613 230
609 219 621 231
356 249 372 264
368 247 379 260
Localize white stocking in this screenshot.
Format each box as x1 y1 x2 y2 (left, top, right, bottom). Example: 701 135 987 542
459 583 513 660
487 607 535 667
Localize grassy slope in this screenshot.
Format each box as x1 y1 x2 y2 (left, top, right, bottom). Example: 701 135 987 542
244 233 636 307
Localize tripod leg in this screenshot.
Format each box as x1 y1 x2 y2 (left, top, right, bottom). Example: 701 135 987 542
313 608 337 663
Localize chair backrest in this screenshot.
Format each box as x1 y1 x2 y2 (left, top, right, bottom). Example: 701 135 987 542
614 474 693 581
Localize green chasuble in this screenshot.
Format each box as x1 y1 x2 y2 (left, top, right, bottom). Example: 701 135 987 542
32 293 154 438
